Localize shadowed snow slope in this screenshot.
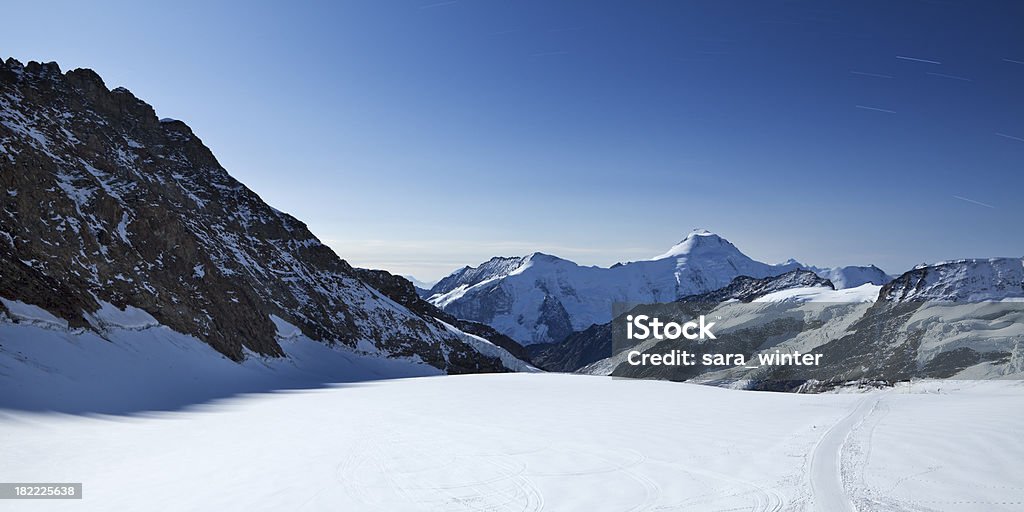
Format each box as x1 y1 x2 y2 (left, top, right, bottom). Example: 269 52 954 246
0 302 445 414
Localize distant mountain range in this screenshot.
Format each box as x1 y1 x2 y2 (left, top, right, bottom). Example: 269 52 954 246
2 57 1021 401
419 230 1021 387
424 230 892 345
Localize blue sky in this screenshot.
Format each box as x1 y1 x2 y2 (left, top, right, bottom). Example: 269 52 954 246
4 0 1023 280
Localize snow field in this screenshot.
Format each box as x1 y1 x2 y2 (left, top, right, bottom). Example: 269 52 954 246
6 375 1020 511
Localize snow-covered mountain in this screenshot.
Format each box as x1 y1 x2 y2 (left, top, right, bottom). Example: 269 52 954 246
881 258 1024 301
429 256 529 298
0 57 530 394
426 230 888 345
527 269 839 372
579 258 1024 388
401 274 436 293
809 264 891 289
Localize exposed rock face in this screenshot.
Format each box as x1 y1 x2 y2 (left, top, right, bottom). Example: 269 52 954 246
880 258 1024 302
529 270 831 372
578 260 1024 390
525 322 612 374
679 269 834 303
352 268 532 363
0 57 524 373
429 256 527 297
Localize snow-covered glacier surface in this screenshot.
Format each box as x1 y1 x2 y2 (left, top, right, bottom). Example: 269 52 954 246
1 374 1020 511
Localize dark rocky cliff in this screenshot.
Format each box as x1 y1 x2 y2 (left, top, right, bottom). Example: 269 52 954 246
0 58 522 374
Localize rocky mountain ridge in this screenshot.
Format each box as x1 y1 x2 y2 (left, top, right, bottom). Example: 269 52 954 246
0 58 526 374
579 258 1024 388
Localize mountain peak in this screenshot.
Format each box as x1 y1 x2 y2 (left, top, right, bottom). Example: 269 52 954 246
686 228 716 238
674 229 720 245
526 252 567 263
653 230 735 260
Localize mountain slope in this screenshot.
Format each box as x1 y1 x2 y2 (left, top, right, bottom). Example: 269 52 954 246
528 270 833 372
429 256 528 301
0 58 527 378
880 258 1024 301
580 258 1024 388
678 269 834 303
352 268 535 366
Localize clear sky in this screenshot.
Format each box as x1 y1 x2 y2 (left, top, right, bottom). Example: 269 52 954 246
4 0 1023 281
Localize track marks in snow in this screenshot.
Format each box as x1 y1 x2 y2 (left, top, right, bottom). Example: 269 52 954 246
842 383 1024 512
666 475 784 512
809 393 884 512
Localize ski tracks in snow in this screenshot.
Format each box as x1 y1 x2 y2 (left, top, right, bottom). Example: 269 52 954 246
809 392 885 512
